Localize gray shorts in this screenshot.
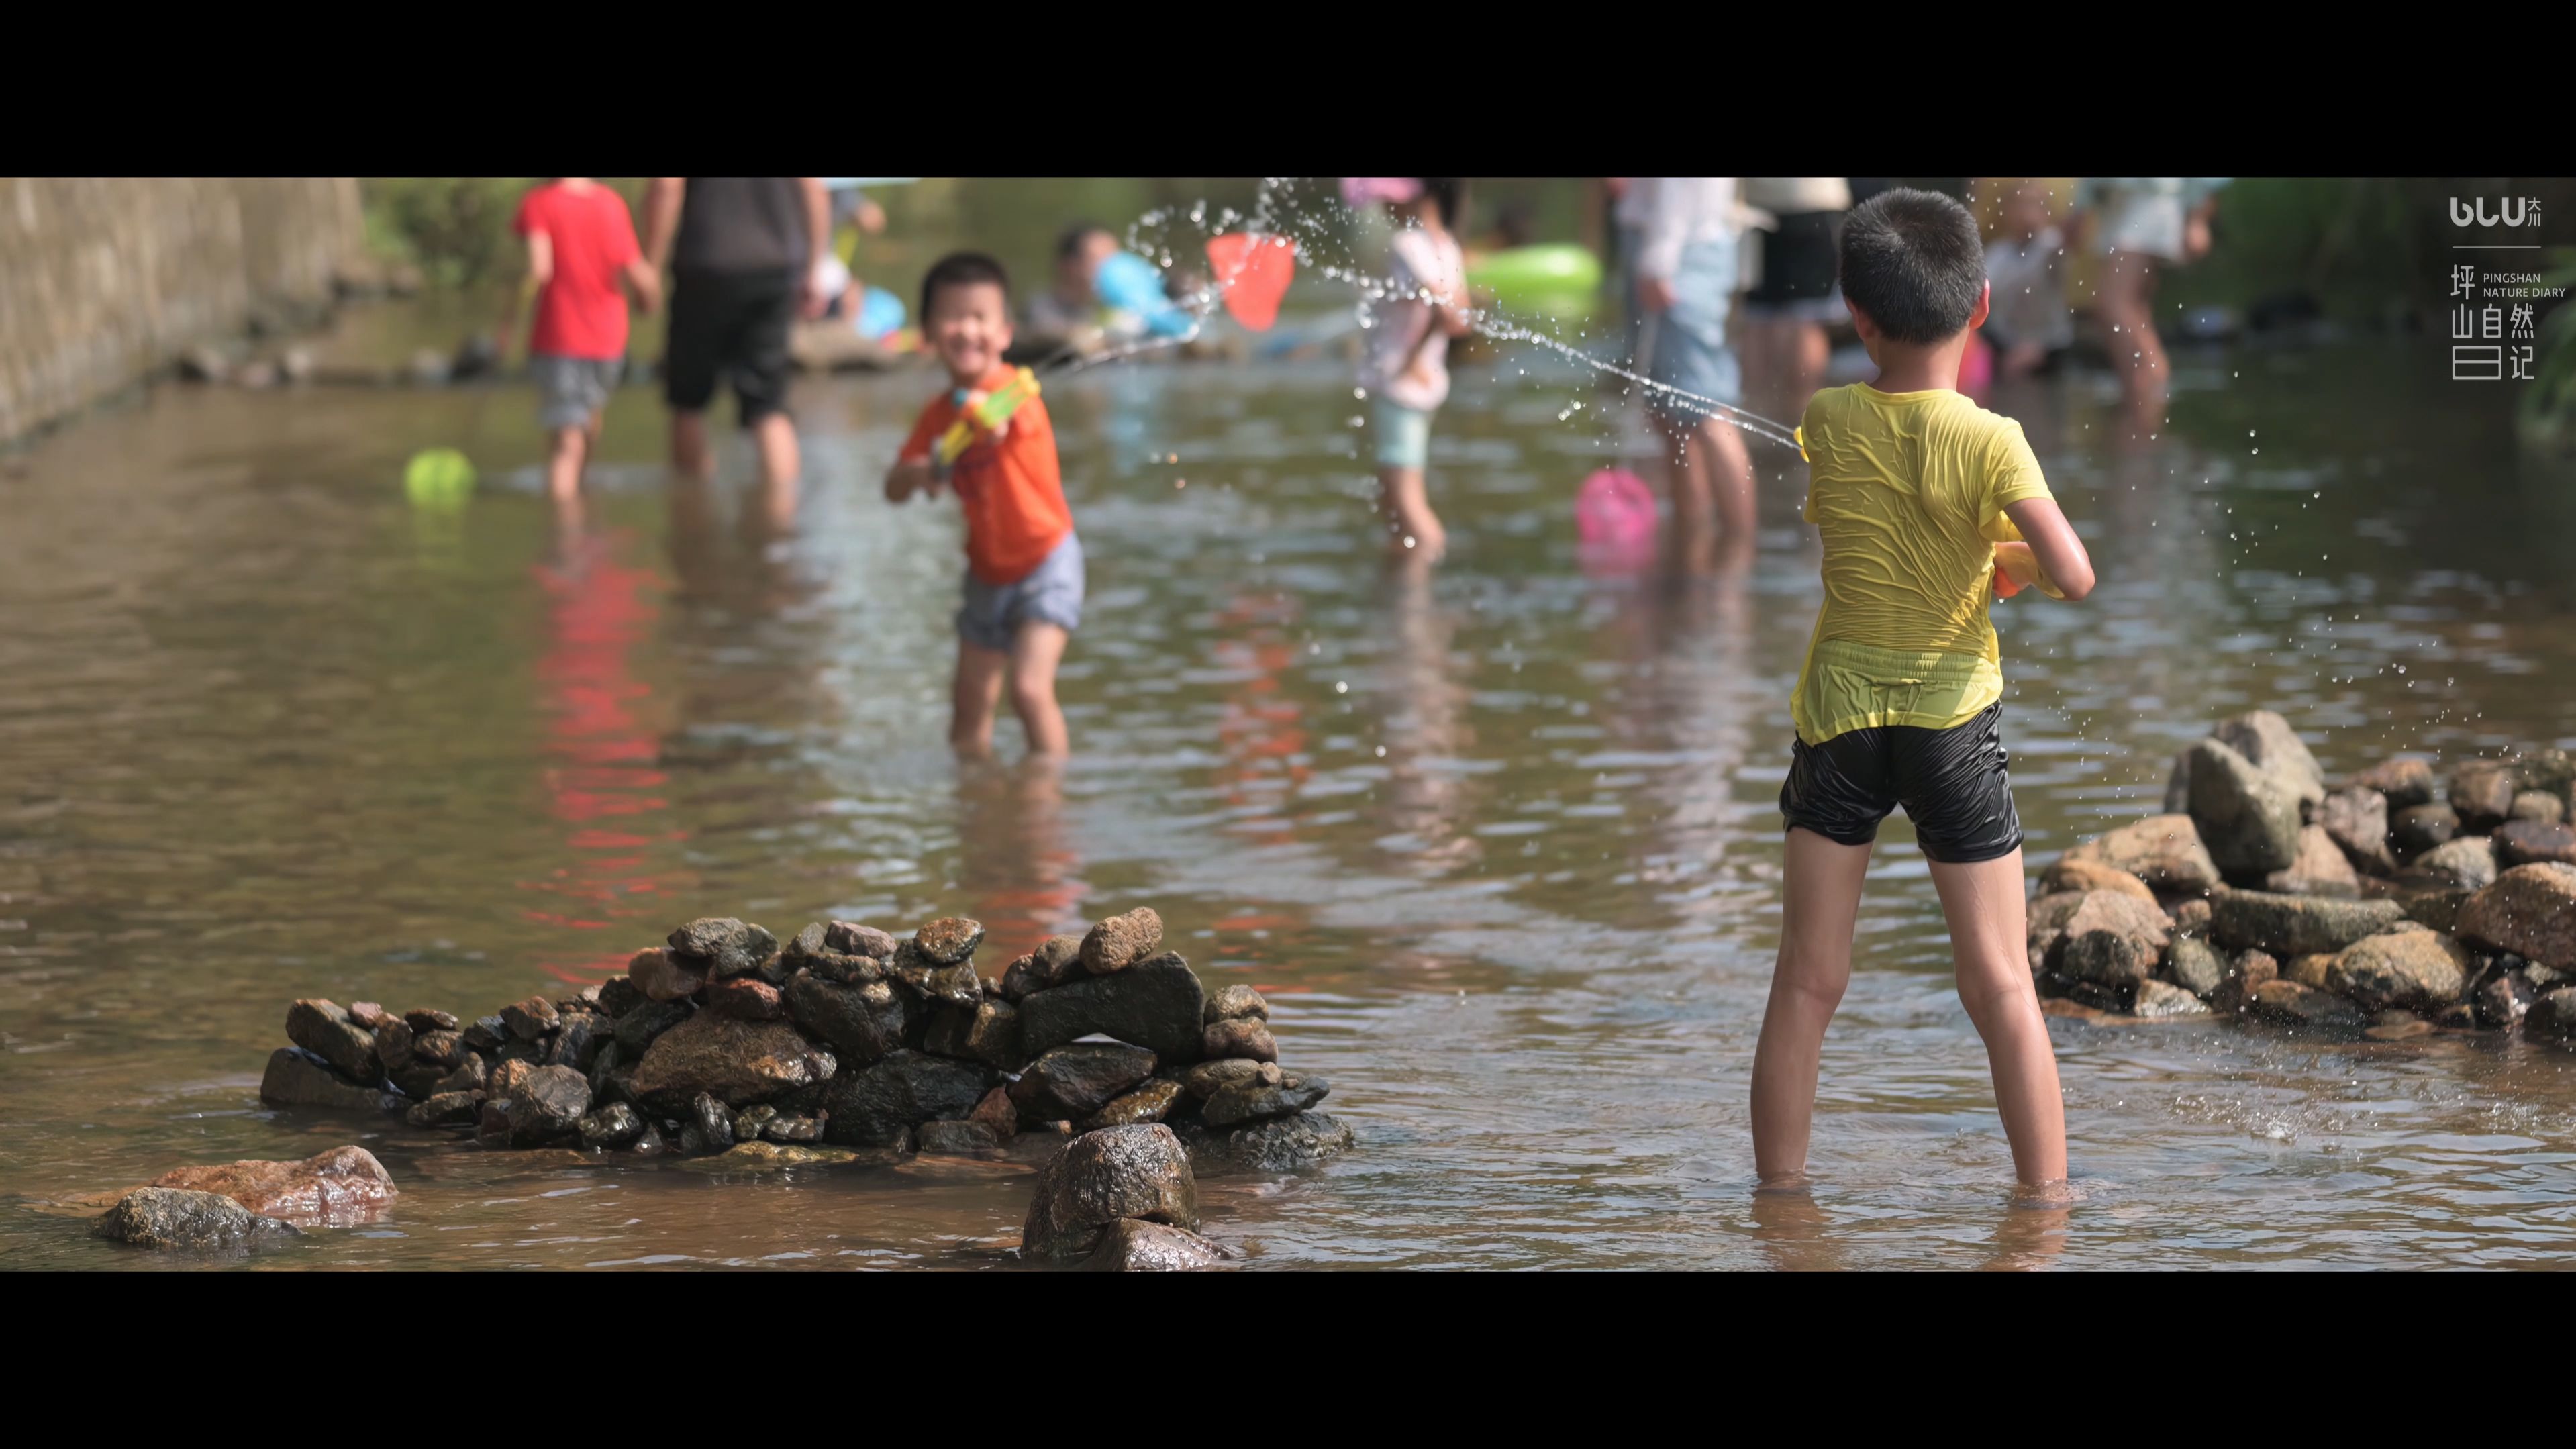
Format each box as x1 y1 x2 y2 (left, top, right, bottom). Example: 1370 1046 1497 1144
958 532 1084 652
532 353 622 431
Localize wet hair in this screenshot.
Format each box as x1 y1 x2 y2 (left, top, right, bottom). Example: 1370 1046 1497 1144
1056 223 1113 262
1417 178 1467 228
921 251 1011 320
1838 187 1985 344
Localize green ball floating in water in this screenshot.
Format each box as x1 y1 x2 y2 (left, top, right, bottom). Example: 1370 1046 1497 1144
403 448 475 509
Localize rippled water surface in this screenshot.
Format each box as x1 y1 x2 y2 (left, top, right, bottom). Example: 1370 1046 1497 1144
5 327 2575 1270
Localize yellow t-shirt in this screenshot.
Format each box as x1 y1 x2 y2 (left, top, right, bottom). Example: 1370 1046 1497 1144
1792 384 2055 746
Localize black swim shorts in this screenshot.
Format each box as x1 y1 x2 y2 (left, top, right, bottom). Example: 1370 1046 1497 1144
664 268 797 427
1777 702 2024 864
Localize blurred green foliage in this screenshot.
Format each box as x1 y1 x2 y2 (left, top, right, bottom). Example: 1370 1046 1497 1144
363 178 645 289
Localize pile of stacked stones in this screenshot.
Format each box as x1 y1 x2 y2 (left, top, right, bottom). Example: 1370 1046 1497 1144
2028 709 2576 1040
260 907 1354 1175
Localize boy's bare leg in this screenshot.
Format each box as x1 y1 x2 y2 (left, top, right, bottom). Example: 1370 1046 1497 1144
546 425 588 506
2096 250 2168 421
1697 416 1755 569
1652 411 1712 574
671 409 713 481
1377 466 1444 561
1007 621 1071 758
950 642 1008 758
1751 826 1873 1184
1924 848 2069 1190
753 412 801 532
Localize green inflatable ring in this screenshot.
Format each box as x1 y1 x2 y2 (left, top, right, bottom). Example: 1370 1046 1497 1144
1466 244 1603 302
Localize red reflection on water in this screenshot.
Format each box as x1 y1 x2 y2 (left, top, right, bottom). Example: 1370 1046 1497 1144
520 532 685 987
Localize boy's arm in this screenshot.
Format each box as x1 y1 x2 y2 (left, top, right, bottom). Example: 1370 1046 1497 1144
623 258 662 315
642 178 685 275
797 178 831 319
885 454 936 502
1999 497 2095 601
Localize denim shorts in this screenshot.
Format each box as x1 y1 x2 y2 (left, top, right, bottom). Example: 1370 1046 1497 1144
532 353 621 431
958 532 1084 652
1372 397 1432 470
1624 232 1743 422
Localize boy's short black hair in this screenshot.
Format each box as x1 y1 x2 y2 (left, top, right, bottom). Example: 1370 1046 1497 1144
921 251 1011 321
1838 187 1985 344
1055 223 1113 262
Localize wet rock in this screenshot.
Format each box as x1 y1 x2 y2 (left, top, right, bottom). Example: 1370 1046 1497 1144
2454 863 2576 970
2264 825 2362 898
501 995 560 1041
579 1101 645 1148
2400 887 2471 933
1085 1078 1185 1130
2210 949 2281 1015
95 1188 301 1251
412 1028 467 1070
2522 748 2576 799
708 923 779 982
2046 891 2172 985
1076 1218 1229 1272
487 1058 536 1101
971 1086 1019 1140
1019 951 1207 1064
2449 762 2518 832
785 921 830 964
2530 963 2571 992
403 1007 459 1033
594 979 648 1018
2527 987 2576 1042
628 948 706 1003
286 999 382 1083
2211 890 2408 958
2436 1003 2481 1030
785 969 911 1066
732 1103 779 1142
1081 908 1165 975
1022 1123 1198 1260
924 998 1023 1069
2326 928 2473 1012
2320 787 2395 875
2165 936 2228 998
764 1113 822 1143
676 1141 860 1172
1173 1111 1358 1172
2475 971 2534 1030
507 1065 591 1146
2285 953 2336 989
999 953 1048 1002
1202 1072 1330 1126
669 917 749 958
2407 836 2498 892
2038 856 2156 902
146 1145 397 1223
2131 980 2213 1019
348 1002 393 1031
684 1091 736 1155
462 1015 509 1055
432 1052 487 1096
2365 1012 2434 1041
1177 1057 1271 1101
2496 820 2576 868
1011 1042 1158 1122
2187 737 2306 878
476 1098 512 1148
918 1119 1003 1154
630 1011 828 1109
545 1013 609 1073
2065 979 2132 1013
260 1047 398 1112
630 1123 666 1156
407 1091 483 1128
2390 803 2459 861
2064 816 2227 891
1203 1019 1279 1063
915 916 987 965
2212 709 2327 809
825 921 899 959
613 998 692 1058
1203 985 1269 1025
2353 758 2436 811
2250 980 2367 1032
703 976 784 1021
822 1050 995 1148
2169 897 2214 936
373 1019 416 1076
2510 791 2565 826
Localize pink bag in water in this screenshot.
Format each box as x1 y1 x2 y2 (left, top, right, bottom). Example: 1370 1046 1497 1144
1959 328 1994 401
1575 468 1657 570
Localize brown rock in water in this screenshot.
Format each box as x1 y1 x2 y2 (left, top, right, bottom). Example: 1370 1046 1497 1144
146 1145 397 1226
1203 985 1269 1025
2040 857 2156 903
1021 1123 1198 1260
2495 820 2576 868
501 995 560 1040
508 1065 592 1146
1075 1217 1230 1272
2211 709 2327 809
2164 936 2228 997
2062 815 2222 894
2510 791 2566 826
2168 897 2214 936
2527 987 2576 1042
1081 908 1164 975
2448 762 2518 832
431 1052 486 1096
1018 952 1206 1064
2454 863 2576 970
1083 1078 1185 1130
2389 803 2459 862
2187 737 2306 878
630 1011 829 1109
819 1050 993 1149
412 1028 466 1069
2326 928 2473 1012
2210 949 2280 1015
1202 1018 1279 1063
1011 1043 1158 1121
628 948 707 1003
2052 892 2174 987
2130 980 2213 1019
2211 890 2408 958
407 1090 483 1128
2407 836 2499 893
1172 1111 1357 1172
348 1002 393 1031
2285 954 2336 989
2264 824 2362 898
916 1120 1002 1155
922 998 1022 1070
703 976 784 1021
259 1047 397 1111
825 921 899 959
969 1085 1019 1140
913 916 987 965
2318 787 2395 876
94 1188 301 1251
783 970 909 1066
2475 971 2534 1030
2352 758 2435 811
487 1058 536 1101
2250 980 2367 1032
285 999 381 1083
403 1007 459 1033
2399 886 2471 933
373 1019 415 1076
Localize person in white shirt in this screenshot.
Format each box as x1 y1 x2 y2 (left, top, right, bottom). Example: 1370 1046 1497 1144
1983 183 2074 377
1617 177 1756 573
1741 178 1851 414
2067 177 2228 424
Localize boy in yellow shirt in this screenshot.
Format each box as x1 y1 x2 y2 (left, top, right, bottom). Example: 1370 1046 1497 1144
1755 188 2097 1199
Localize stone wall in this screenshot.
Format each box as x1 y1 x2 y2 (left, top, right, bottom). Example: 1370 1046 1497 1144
0 177 363 443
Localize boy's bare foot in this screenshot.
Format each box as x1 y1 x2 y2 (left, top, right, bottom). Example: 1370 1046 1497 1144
2010 1177 2077 1211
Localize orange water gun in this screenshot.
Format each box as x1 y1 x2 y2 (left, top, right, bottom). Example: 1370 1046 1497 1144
933 367 1040 477
1992 542 2063 600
